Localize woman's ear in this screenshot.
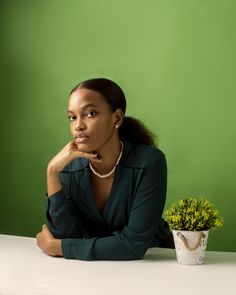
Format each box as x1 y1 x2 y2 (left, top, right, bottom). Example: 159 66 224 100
113 109 124 129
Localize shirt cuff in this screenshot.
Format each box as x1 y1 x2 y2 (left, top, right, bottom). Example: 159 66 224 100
61 237 96 260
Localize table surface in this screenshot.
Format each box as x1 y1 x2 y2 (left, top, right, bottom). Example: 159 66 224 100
0 234 235 295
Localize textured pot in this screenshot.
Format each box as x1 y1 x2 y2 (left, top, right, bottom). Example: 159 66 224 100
172 230 209 265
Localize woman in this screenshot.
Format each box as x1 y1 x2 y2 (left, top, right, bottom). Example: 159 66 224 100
36 77 173 260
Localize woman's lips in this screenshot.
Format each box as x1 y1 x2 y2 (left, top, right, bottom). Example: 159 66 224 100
75 136 90 143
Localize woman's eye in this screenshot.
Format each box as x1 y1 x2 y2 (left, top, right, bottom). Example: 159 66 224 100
85 111 97 118
67 116 76 121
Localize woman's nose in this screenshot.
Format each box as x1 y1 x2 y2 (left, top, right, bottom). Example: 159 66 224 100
75 119 86 130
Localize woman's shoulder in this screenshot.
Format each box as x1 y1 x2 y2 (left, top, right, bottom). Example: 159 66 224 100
122 141 166 169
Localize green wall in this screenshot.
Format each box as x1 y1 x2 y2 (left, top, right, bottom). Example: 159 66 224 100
1 0 235 252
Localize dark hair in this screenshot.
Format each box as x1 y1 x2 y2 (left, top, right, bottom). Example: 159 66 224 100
70 78 157 147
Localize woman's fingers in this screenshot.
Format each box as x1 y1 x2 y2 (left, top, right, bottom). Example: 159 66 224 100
76 151 102 162
71 141 102 162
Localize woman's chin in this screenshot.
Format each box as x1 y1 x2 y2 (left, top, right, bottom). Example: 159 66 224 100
76 143 94 153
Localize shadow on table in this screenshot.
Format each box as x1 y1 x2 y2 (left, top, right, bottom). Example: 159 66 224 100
143 248 176 262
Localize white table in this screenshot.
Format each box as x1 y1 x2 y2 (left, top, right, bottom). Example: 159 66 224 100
0 234 235 295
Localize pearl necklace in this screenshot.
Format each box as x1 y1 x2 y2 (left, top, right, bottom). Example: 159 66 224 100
89 141 123 178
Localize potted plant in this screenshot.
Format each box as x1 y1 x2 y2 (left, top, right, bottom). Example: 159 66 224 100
164 197 224 265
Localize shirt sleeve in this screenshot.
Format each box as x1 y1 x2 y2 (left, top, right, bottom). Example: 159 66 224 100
45 172 86 239
61 152 168 260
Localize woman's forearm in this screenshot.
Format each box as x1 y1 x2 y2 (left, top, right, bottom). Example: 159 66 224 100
47 165 62 197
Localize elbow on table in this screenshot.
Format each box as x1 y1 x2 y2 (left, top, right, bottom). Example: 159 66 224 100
133 248 149 260
120 245 148 261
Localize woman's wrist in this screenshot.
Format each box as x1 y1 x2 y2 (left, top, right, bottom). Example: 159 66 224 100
47 164 59 174
49 239 63 257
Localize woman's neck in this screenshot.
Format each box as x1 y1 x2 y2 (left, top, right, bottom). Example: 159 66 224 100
90 138 122 174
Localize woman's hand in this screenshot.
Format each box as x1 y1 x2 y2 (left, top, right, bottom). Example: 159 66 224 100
47 140 101 173
36 224 63 257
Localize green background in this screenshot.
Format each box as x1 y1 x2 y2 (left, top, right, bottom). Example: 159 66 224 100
1 0 235 252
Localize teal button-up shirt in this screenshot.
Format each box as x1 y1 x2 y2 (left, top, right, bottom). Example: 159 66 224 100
46 141 171 260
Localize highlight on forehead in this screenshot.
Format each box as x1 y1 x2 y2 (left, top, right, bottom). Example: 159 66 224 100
68 88 106 104
67 103 99 114
68 88 113 113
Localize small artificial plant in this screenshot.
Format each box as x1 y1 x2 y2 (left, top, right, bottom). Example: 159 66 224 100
164 197 224 231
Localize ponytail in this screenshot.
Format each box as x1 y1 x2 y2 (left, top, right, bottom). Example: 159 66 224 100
119 116 157 147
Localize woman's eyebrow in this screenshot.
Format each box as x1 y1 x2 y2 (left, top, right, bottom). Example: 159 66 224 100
67 103 99 114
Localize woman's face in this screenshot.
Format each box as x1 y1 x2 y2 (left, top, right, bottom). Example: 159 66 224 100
67 88 119 152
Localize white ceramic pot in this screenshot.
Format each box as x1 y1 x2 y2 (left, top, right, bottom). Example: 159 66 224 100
172 230 209 265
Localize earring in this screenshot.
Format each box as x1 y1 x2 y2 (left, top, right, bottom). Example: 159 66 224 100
115 124 119 128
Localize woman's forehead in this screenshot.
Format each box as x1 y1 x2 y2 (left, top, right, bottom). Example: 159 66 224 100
68 88 108 112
